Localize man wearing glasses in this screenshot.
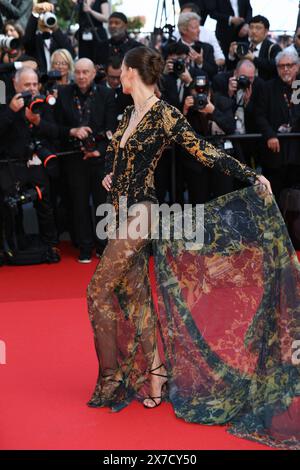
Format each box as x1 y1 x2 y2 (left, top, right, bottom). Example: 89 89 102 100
256 49 300 202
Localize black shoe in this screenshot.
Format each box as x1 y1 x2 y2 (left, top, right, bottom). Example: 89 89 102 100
46 246 61 263
78 249 92 264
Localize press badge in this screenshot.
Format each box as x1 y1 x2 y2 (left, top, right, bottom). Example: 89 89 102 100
224 140 233 150
82 31 93 41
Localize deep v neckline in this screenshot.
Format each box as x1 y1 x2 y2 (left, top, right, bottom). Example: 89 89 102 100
119 100 161 150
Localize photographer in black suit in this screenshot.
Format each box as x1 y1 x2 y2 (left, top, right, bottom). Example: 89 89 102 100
256 49 300 202
0 66 60 261
228 15 282 81
177 12 217 80
54 58 117 263
23 1 74 73
209 0 252 57
182 76 238 203
104 56 133 123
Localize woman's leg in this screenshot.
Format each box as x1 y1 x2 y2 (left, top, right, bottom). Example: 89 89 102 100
143 348 168 408
86 201 157 405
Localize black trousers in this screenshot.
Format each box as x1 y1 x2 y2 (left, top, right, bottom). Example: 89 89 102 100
262 165 300 204
63 156 107 252
0 163 58 247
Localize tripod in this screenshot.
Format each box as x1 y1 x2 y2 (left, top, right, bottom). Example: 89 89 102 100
151 0 177 48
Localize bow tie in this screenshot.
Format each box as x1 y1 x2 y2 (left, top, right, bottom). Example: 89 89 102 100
41 32 52 40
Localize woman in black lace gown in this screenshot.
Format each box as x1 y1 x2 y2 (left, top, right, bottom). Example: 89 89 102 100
87 47 300 450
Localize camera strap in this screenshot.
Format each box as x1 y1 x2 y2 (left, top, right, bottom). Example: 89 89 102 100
73 83 97 125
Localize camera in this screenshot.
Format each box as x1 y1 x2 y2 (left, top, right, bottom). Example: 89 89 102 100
173 58 185 77
0 35 21 51
20 92 56 114
71 131 107 154
192 75 209 111
237 75 251 90
236 42 249 58
39 12 57 28
40 70 62 94
4 185 43 211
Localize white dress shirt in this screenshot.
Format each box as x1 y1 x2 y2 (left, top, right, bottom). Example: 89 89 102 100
230 0 239 18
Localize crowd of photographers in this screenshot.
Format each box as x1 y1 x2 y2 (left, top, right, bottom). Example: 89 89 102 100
0 0 300 265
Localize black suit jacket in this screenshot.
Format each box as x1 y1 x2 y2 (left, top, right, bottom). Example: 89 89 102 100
209 0 252 53
23 15 74 72
256 77 300 168
94 36 142 67
179 0 213 25
0 102 58 160
54 83 117 159
253 39 282 81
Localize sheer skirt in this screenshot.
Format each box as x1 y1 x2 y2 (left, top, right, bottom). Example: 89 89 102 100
87 201 157 409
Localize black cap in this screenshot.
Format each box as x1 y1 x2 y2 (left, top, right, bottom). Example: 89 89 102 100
109 12 128 24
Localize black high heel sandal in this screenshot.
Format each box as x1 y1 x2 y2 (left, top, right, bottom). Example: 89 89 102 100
87 373 123 408
143 363 168 409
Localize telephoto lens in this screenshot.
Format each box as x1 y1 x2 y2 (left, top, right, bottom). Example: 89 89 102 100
40 12 57 28
0 35 20 50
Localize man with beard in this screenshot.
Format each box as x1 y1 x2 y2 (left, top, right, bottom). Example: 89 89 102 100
256 49 300 202
94 12 141 68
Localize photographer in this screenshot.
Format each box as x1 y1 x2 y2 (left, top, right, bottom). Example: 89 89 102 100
228 15 281 81
177 12 217 80
0 0 32 31
181 75 238 203
0 66 60 261
213 59 264 167
72 0 109 61
161 42 196 110
23 1 74 73
0 19 24 62
104 56 133 122
176 2 225 67
94 12 141 68
54 58 117 263
256 49 300 202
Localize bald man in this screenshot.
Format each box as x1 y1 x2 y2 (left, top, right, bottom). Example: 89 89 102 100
54 58 117 262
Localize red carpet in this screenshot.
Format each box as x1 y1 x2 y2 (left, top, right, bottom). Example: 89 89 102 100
0 242 272 450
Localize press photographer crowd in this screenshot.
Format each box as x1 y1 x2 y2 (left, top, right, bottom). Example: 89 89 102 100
1 0 300 266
